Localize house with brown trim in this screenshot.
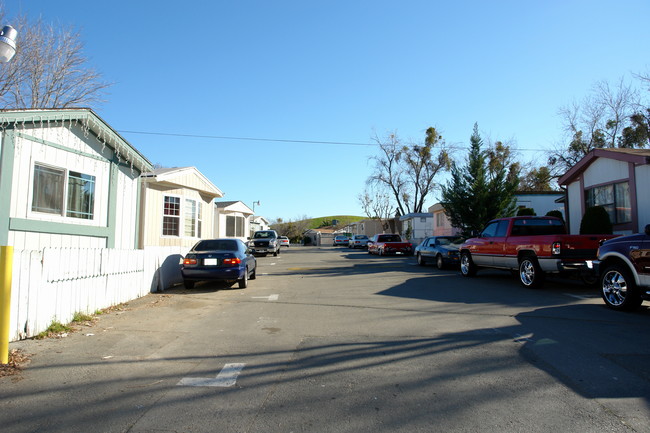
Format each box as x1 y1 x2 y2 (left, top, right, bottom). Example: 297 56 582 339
558 148 650 235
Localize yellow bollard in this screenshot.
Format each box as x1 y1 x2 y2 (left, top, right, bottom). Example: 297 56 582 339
0 246 13 365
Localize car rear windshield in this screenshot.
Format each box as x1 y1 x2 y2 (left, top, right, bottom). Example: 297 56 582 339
378 235 402 242
194 240 238 251
510 219 566 236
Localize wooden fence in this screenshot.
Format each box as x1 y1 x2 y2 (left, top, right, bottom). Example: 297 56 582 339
8 246 187 341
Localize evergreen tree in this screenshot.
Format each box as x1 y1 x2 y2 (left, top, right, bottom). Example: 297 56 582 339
441 124 519 236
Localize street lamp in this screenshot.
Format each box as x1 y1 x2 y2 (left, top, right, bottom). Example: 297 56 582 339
0 23 17 364
252 200 260 212
0 25 17 63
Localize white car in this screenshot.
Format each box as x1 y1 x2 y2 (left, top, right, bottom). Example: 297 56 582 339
279 236 290 248
348 235 369 249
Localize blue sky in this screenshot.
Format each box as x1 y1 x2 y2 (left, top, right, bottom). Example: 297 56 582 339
6 0 649 222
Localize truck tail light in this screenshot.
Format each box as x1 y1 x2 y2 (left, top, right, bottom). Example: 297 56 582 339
552 242 561 255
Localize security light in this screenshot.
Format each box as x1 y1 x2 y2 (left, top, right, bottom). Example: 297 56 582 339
0 26 17 63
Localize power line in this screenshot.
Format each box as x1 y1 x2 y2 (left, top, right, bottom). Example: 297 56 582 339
117 130 375 147
117 129 550 153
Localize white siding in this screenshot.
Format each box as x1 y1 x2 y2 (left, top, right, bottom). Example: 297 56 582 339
583 158 629 187
567 181 583 234
6 120 143 250
636 165 650 228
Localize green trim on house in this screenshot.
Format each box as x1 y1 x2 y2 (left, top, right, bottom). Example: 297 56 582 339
0 131 16 245
15 131 111 163
106 163 119 248
9 218 112 240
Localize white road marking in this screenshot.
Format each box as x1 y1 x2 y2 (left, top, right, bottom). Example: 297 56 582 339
177 363 246 387
252 294 279 301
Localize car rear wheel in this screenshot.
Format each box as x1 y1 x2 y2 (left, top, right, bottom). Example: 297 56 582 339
436 254 445 270
600 265 642 311
250 267 256 280
238 268 249 289
417 253 426 266
519 256 545 289
460 252 477 277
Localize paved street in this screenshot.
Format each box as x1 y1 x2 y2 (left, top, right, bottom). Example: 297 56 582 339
2 246 650 432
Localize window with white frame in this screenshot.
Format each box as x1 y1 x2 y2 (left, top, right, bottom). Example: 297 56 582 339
32 164 96 220
226 215 245 237
184 199 197 237
585 181 631 224
163 196 181 236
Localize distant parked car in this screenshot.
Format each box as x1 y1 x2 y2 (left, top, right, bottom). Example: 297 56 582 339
348 234 369 249
279 236 290 248
594 224 650 311
333 235 350 246
181 238 256 290
415 236 464 269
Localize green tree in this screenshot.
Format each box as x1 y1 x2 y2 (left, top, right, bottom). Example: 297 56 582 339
519 166 553 191
440 124 519 236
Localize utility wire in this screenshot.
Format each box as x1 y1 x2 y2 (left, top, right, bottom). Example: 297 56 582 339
117 130 375 147
117 129 548 153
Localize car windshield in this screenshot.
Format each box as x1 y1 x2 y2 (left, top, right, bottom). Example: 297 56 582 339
378 235 401 242
193 240 238 251
355 235 368 239
254 231 275 239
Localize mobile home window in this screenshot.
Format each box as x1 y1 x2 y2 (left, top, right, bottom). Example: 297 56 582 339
163 196 181 236
32 164 95 220
184 199 197 237
585 181 631 224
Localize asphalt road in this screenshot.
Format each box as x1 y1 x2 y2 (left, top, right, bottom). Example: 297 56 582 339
2 245 650 432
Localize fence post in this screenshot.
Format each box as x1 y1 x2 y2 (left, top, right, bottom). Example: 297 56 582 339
0 246 13 364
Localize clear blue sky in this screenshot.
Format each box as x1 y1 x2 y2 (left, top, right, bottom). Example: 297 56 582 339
7 0 649 222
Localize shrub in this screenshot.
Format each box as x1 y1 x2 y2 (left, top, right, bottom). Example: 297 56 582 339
545 210 564 221
516 208 536 216
580 206 613 234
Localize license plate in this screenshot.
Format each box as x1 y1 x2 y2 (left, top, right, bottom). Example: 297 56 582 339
204 258 218 266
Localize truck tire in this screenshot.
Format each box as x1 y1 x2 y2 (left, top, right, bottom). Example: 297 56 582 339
518 256 545 289
600 265 642 311
460 252 477 277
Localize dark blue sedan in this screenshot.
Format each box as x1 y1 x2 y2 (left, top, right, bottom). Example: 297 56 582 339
415 236 464 269
181 238 256 289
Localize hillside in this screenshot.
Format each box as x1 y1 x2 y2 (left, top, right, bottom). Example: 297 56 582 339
306 215 365 230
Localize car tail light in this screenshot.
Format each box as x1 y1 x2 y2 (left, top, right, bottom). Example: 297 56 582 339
551 242 561 255
183 258 197 265
223 257 241 266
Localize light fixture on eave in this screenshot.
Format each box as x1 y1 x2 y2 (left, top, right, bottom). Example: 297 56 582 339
0 25 17 63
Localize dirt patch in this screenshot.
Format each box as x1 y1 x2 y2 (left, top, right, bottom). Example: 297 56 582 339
0 349 31 379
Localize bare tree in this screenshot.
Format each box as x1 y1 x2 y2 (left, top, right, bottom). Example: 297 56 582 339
549 77 639 176
358 183 394 231
0 9 111 109
367 128 450 216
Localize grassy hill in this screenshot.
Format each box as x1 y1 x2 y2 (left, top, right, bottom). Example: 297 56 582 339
306 215 365 229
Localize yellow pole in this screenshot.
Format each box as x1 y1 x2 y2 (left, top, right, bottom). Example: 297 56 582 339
0 246 13 364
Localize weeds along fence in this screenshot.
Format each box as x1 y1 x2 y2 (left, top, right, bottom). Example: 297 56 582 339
8 246 187 342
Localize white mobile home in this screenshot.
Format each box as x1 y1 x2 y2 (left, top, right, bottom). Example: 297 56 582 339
139 166 224 248
0 109 153 250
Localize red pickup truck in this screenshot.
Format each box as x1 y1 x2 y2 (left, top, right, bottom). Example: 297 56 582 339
368 234 414 256
459 216 617 288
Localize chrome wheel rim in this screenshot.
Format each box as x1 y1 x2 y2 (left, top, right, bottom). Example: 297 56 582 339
460 255 469 275
602 270 627 306
520 260 535 286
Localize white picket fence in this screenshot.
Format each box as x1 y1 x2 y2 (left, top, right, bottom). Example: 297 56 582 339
8 246 188 342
